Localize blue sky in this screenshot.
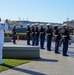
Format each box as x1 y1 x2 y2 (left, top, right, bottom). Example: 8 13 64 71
0 0 74 23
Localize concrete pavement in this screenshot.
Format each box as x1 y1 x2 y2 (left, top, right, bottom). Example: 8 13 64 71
0 41 74 75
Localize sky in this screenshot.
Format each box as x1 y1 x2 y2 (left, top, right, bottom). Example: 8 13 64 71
0 0 74 23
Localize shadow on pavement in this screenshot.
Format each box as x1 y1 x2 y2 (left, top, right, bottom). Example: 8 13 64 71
68 51 74 54
69 55 74 58
68 51 74 58
69 46 74 48
2 63 46 75
36 58 58 62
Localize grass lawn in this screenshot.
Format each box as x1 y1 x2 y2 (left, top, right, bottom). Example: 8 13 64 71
0 59 32 72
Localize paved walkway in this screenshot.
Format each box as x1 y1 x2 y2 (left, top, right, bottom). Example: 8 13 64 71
0 41 74 75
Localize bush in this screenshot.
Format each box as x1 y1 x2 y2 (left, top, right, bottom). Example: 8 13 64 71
4 32 27 40
17 33 27 40
4 32 12 37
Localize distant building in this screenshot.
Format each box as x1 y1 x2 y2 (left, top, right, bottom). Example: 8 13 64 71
63 20 74 34
63 20 74 28
7 20 63 32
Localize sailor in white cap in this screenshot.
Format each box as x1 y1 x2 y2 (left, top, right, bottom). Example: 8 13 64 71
0 18 8 64
61 23 70 56
46 23 50 26
62 23 67 27
53 25 61 54
46 23 53 51
31 24 35 46
54 24 58 27
40 23 43 26
26 24 31 45
34 23 40 46
35 23 38 25
40 24 45 49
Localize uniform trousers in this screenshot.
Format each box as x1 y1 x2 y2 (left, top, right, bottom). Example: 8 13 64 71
62 41 68 55
47 38 52 50
35 37 39 46
55 40 59 53
40 37 45 49
27 36 31 45
32 36 35 46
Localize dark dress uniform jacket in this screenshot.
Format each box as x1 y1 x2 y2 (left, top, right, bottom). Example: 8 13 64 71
35 28 39 37
61 29 70 42
26 28 31 36
12 28 16 37
12 28 16 41
54 29 61 40
32 28 35 37
46 28 53 39
40 28 45 37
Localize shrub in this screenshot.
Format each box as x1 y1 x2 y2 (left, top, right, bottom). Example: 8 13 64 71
17 33 27 40
4 32 27 40
4 32 12 37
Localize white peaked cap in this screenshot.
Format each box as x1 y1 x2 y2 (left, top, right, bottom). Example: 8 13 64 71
46 23 50 26
35 23 38 25
31 24 35 26
40 24 44 26
27 24 30 26
54 25 58 27
62 24 67 27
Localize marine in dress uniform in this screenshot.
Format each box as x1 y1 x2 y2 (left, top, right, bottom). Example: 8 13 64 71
31 24 35 46
12 25 16 44
61 24 71 56
0 18 8 64
35 23 39 46
46 24 53 51
40 24 45 49
53 25 61 54
26 24 31 45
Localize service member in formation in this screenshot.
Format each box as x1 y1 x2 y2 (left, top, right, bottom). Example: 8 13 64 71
53 25 61 54
35 23 40 46
26 24 31 45
0 18 8 64
61 24 71 56
46 24 53 51
31 24 35 46
40 24 45 49
12 25 16 44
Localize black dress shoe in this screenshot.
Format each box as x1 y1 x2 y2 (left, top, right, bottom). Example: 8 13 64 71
63 55 69 56
27 44 31 45
13 43 16 44
41 48 45 49
55 52 60 54
47 50 52 51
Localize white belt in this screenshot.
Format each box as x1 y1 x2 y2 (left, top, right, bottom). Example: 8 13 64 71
63 35 67 37
47 33 51 35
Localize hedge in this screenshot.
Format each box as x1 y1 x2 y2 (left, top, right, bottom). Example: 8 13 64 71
4 32 28 40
